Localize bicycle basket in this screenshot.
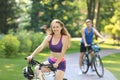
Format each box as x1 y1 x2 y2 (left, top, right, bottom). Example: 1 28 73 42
92 44 100 52
23 66 34 79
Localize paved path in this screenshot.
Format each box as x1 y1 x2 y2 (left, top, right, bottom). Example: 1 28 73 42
64 49 120 80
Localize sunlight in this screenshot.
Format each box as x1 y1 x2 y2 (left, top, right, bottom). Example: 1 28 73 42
71 38 81 41
5 64 14 69
38 53 49 57
107 67 120 71
103 60 120 64
4 64 14 71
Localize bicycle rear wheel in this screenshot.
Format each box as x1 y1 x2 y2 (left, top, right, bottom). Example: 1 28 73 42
93 55 104 77
81 54 89 74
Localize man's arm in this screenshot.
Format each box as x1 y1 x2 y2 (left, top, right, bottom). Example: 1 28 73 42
82 28 87 46
93 28 104 41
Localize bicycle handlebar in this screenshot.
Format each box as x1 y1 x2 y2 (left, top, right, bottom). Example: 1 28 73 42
25 58 56 72
86 41 104 47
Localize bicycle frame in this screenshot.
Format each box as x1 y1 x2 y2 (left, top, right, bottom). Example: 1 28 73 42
24 59 67 80
81 41 104 77
24 58 56 80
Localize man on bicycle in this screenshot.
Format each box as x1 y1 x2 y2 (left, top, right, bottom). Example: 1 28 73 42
78 19 104 75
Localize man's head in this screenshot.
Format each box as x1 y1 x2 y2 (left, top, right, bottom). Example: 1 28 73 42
86 19 92 28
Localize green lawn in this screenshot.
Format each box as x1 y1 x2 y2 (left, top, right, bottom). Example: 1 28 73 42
0 53 48 80
102 53 120 80
0 38 119 80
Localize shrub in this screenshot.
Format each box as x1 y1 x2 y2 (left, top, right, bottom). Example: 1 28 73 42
0 40 5 57
30 32 45 52
2 35 20 57
16 30 32 53
19 39 32 52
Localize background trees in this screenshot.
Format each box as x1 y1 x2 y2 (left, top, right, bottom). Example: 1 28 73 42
0 0 120 37
0 0 17 33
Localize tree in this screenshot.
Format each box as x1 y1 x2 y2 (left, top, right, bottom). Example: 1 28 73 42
0 0 17 33
86 0 100 30
30 0 41 32
38 0 84 36
105 0 120 37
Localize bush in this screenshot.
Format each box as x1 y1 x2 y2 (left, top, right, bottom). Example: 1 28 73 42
19 39 32 52
16 30 32 53
0 40 5 57
30 32 45 52
2 35 20 57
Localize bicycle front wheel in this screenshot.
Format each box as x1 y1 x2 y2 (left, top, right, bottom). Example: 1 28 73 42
94 55 104 77
81 55 89 74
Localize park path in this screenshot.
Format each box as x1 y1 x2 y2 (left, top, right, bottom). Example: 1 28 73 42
64 49 120 80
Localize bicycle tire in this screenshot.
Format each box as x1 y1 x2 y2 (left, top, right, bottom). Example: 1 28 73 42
93 55 104 77
81 54 89 74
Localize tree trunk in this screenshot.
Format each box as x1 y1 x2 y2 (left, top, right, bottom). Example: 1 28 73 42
86 0 95 21
94 0 100 40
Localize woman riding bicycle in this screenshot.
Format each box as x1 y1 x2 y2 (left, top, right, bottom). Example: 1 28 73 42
27 19 71 80
78 19 104 75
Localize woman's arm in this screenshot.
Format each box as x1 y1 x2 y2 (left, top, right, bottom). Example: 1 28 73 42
27 35 51 60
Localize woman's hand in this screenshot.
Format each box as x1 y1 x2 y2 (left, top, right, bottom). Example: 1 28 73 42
53 63 58 68
26 55 33 61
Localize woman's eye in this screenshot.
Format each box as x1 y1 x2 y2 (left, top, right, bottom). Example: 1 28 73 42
52 26 55 28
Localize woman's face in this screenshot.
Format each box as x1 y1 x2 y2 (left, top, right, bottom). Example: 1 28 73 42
51 22 62 35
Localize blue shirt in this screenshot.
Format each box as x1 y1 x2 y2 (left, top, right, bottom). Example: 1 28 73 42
81 27 93 44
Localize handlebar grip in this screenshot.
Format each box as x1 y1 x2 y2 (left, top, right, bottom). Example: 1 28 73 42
48 64 56 71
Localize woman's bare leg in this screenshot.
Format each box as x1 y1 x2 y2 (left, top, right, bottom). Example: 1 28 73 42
55 70 64 80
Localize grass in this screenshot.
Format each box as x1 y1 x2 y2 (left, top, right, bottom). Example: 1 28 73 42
0 38 120 80
102 53 120 80
0 53 49 80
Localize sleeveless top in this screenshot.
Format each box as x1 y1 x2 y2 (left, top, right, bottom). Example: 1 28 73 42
81 27 93 44
49 35 63 52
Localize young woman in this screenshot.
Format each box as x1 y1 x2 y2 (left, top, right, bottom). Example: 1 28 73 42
27 19 70 80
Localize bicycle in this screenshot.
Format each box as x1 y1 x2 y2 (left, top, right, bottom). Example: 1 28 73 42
23 58 67 80
81 41 104 77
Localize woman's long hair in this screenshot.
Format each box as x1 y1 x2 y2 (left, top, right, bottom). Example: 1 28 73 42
49 19 71 48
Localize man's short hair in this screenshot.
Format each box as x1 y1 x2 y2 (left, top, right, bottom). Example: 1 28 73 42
86 19 92 23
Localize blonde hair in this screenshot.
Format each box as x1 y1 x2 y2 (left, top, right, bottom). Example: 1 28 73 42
50 19 71 48
86 19 92 23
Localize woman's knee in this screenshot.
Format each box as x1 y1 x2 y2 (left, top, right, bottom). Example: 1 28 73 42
55 70 64 80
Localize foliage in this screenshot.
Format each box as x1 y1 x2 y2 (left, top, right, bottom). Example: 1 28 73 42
104 1 120 37
15 28 45 53
2 35 20 57
16 0 32 30
0 0 18 33
30 32 45 52
38 0 84 37
0 40 5 57
15 30 32 53
0 0 86 36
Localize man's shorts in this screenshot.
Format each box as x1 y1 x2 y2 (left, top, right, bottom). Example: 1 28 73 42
80 43 92 52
